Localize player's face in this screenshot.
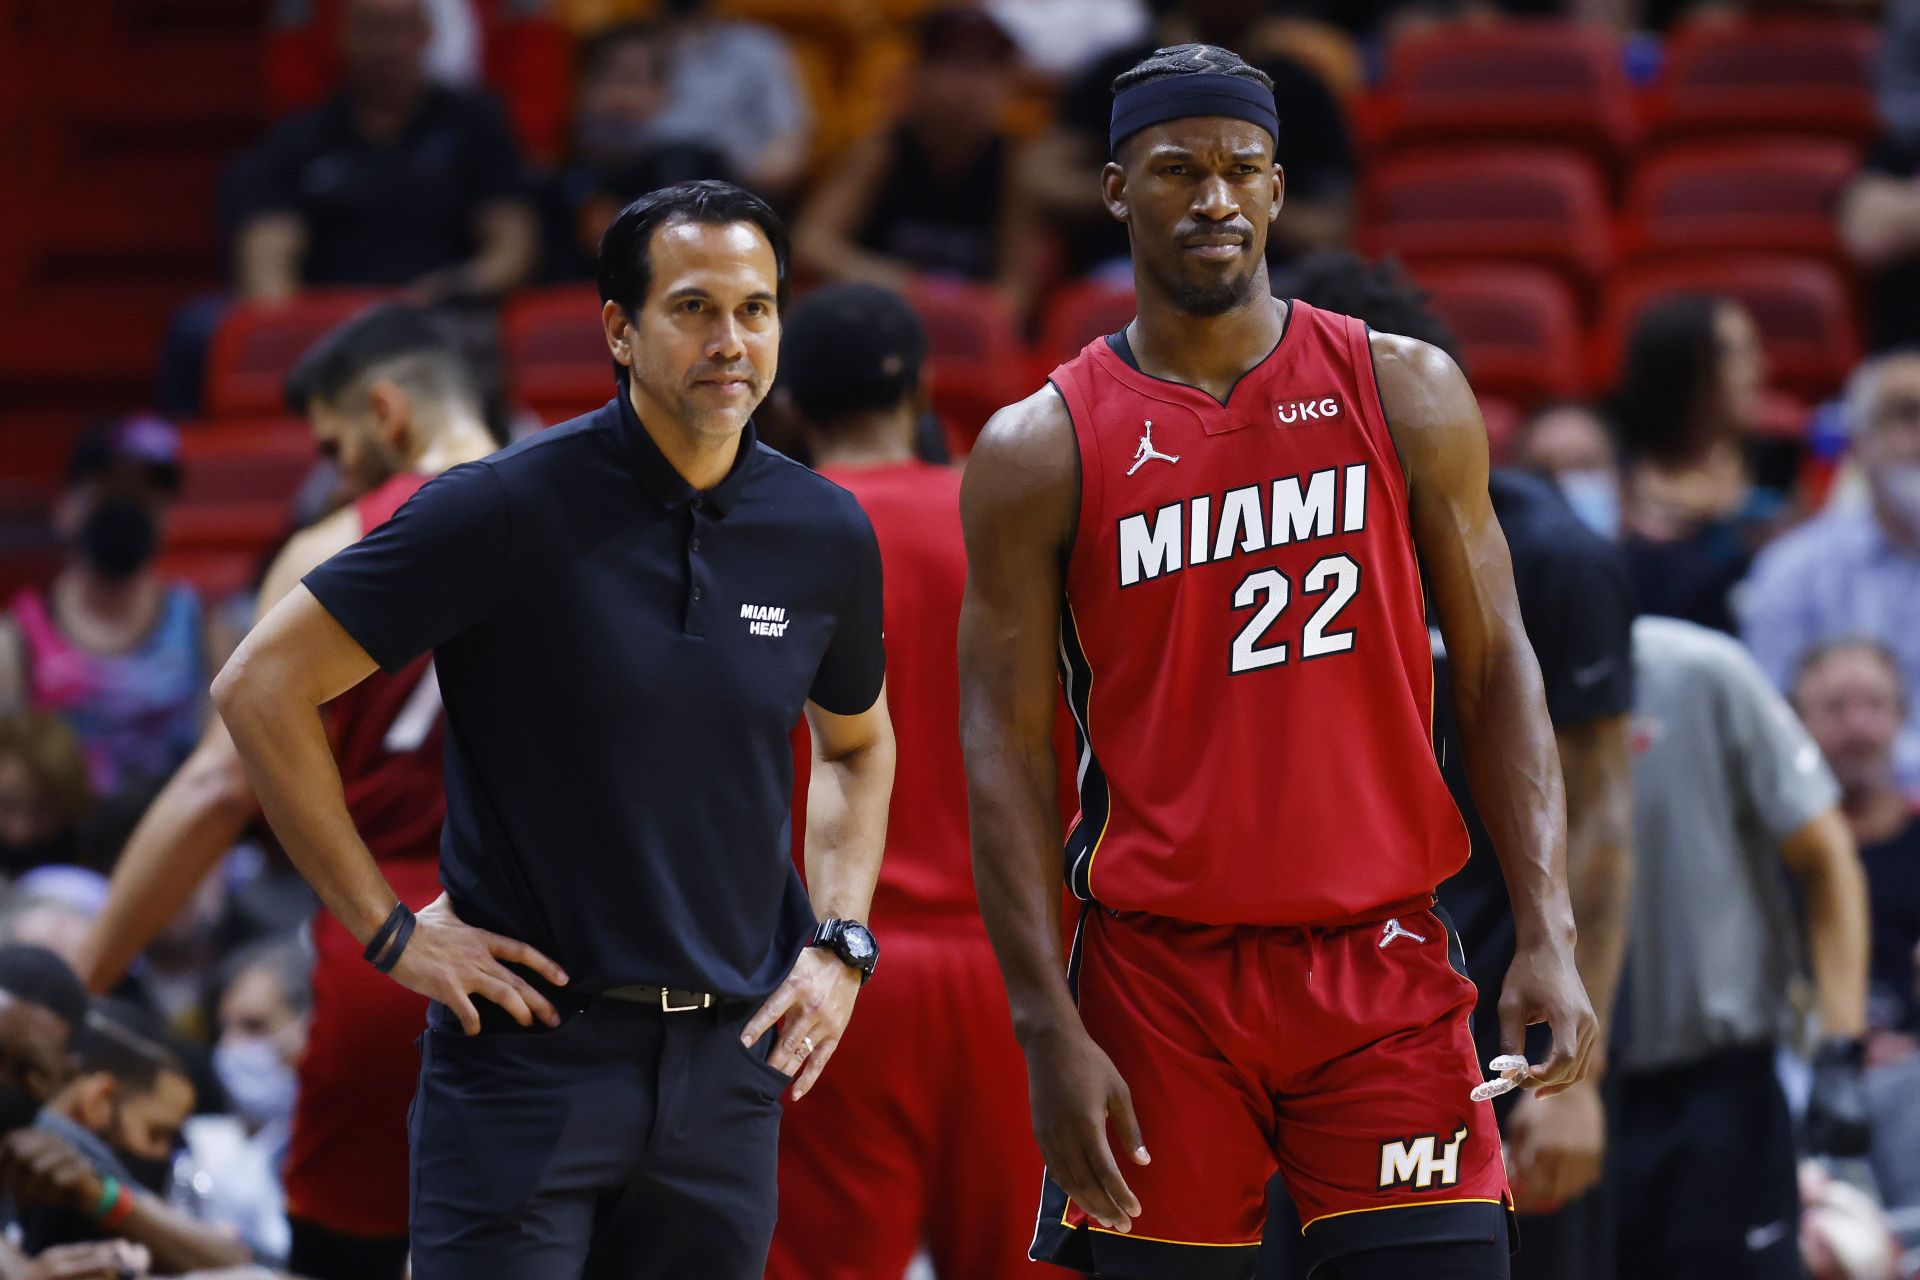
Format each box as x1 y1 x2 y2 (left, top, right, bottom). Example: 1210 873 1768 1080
310 397 406 503
1797 649 1905 792
1105 117 1282 317
622 219 781 442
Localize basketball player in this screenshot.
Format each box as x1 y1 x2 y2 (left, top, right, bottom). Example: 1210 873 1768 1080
958 46 1595 1280
75 303 495 1280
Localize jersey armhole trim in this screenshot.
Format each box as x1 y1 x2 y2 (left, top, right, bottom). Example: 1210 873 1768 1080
1354 323 1412 507
1047 376 1095 574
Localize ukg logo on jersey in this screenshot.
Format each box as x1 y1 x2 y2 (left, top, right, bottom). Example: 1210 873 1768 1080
1276 395 1342 426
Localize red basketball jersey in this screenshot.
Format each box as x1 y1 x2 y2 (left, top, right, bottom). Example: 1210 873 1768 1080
325 472 446 866
1050 301 1467 926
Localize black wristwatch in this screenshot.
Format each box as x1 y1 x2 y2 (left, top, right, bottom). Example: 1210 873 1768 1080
809 918 879 985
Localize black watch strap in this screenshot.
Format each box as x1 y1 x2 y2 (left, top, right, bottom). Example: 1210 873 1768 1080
809 917 878 984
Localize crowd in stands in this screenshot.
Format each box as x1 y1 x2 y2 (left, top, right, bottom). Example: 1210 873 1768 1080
0 0 1918 1275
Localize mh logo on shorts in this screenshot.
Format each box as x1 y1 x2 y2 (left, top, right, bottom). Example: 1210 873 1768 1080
1378 1126 1468 1191
741 603 789 637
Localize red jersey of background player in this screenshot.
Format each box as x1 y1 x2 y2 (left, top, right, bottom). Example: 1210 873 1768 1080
282 471 444 1241
1050 300 1467 925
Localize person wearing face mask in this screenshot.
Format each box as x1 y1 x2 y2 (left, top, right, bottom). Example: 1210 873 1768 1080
536 22 731 282
0 417 211 810
1742 350 1920 790
1514 403 1625 542
7 1003 253 1273
0 717 92 879
174 943 310 1272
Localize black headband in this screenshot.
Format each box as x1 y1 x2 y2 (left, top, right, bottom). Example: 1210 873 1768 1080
1109 72 1279 156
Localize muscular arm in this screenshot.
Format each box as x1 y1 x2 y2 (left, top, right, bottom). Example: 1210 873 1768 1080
1376 333 1594 1091
1780 807 1871 1041
77 513 360 993
1557 714 1633 1044
798 691 894 927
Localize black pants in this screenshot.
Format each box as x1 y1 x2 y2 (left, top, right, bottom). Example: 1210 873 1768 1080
288 1217 409 1280
1615 1046 1803 1280
408 996 787 1280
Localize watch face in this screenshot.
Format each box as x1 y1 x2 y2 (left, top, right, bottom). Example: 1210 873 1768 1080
842 925 876 963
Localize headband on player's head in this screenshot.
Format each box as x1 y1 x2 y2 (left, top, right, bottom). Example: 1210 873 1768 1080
1109 72 1279 157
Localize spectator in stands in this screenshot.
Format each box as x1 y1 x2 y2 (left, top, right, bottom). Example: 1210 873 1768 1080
1837 0 1920 348
1024 3 1354 282
8 1004 248 1272
229 0 535 302
794 7 1043 317
538 21 732 281
1616 616 1870 1278
0 716 91 878
1612 295 1770 633
0 418 210 810
1742 350 1920 787
648 0 809 199
179 942 310 1268
1514 402 1624 539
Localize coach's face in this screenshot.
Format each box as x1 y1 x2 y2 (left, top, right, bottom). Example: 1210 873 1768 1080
1105 117 1282 317
619 219 780 443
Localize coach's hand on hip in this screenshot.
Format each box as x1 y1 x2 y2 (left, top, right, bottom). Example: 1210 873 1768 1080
742 946 860 1100
390 894 571 1035
1498 936 1598 1099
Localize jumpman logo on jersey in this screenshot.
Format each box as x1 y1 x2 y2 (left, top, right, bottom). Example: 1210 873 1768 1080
1378 918 1426 948
1127 420 1180 476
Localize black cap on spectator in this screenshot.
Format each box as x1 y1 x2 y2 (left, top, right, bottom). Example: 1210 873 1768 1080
779 284 927 425
0 946 89 1029
66 414 181 494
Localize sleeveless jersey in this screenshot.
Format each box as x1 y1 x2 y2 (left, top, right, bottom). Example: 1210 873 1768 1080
326 472 447 865
1050 301 1467 926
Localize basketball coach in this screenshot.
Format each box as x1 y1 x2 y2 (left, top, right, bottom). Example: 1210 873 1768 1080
211 181 896 1278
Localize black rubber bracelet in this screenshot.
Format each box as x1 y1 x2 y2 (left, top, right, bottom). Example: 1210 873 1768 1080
373 910 417 974
363 902 411 968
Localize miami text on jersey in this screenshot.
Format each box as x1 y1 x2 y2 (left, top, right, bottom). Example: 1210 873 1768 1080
1117 462 1370 588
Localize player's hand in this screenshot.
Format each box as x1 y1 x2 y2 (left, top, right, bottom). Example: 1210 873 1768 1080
388 894 570 1035
1024 1023 1149 1234
742 946 861 1101
0 1128 105 1213
1497 938 1597 1099
1505 1076 1605 1214
22 1241 150 1280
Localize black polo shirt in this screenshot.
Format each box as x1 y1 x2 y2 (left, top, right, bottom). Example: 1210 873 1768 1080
1434 469 1636 1067
230 85 526 287
302 395 885 1000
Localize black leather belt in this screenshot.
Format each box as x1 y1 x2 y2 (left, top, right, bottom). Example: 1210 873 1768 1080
601 984 720 1013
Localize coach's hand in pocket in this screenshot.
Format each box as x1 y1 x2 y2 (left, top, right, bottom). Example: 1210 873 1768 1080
1025 1024 1150 1234
390 894 571 1035
742 946 861 1100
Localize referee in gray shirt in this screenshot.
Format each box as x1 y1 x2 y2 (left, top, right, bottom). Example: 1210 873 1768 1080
1619 616 1872 1279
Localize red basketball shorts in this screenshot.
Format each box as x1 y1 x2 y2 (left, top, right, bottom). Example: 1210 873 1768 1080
1031 902 1513 1279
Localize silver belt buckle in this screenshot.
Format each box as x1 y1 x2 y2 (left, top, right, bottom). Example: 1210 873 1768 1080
659 989 710 1013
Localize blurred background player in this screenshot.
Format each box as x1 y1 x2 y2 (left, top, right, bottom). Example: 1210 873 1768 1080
961 46 1592 1280
75 302 496 1280
766 283 1050 1280
1616 615 1870 1279
1271 251 1638 1280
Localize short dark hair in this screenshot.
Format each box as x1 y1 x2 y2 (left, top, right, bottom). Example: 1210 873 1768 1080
284 302 477 417
596 180 790 318
1610 294 1723 465
73 1001 184 1095
217 939 312 1019
779 284 926 426
1112 43 1273 97
1283 250 1465 368
0 946 88 1029
1793 636 1908 706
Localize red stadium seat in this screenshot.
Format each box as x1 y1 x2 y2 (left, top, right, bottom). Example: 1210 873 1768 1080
1408 264 1586 407
1618 139 1860 262
1593 255 1859 400
1645 17 1879 144
175 418 315 506
1037 278 1136 370
1363 21 1637 165
1357 147 1613 290
501 285 611 425
206 291 388 418
903 278 1025 458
